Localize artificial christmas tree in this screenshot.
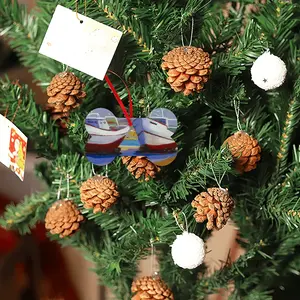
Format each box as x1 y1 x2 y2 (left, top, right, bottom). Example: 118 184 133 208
0 0 300 299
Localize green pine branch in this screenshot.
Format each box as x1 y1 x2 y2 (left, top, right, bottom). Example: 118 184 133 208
0 1 299 299
55 227 138 299
0 192 51 234
254 1 300 56
0 0 105 102
195 245 262 299
158 244 201 299
261 146 300 230
91 0 153 53
195 231 300 299
213 20 268 76
276 77 300 174
0 0 61 81
0 80 60 158
195 1 244 51
169 146 233 201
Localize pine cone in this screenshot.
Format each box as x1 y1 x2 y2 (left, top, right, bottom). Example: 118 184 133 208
80 176 120 213
192 188 234 230
122 156 161 181
131 276 174 300
223 131 261 173
161 46 212 96
45 200 84 238
46 72 86 128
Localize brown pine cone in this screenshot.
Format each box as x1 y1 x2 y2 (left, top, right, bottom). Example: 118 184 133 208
161 46 212 96
80 176 120 213
192 188 234 230
46 72 86 128
223 131 261 173
122 156 161 181
45 200 84 238
131 276 174 300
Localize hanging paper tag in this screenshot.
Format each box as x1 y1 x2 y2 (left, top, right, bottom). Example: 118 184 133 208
39 5 122 80
0 115 27 181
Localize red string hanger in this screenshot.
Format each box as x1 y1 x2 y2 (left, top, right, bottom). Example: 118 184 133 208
104 70 133 126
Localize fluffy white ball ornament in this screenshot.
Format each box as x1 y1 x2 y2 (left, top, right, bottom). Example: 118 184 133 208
251 51 287 90
171 231 205 269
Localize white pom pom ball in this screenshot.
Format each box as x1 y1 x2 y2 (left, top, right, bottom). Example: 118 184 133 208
171 231 205 269
251 51 287 90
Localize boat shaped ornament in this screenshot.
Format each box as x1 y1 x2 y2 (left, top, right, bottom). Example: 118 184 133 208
85 108 178 167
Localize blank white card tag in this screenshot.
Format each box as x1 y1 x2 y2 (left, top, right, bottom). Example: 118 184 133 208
39 5 122 80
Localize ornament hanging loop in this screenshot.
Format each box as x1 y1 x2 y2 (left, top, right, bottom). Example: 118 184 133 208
66 174 70 200
57 176 63 200
233 99 243 132
4 105 9 118
209 163 226 191
173 210 189 233
104 70 133 126
150 238 156 277
180 15 194 47
75 0 87 23
91 164 96 176
63 64 69 73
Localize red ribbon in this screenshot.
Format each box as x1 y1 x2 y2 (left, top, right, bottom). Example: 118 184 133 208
104 71 133 126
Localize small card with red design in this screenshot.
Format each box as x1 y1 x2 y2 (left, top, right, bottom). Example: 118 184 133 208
0 114 27 181
39 5 122 80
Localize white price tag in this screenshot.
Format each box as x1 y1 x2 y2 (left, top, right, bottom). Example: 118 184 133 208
0 115 28 181
39 5 122 80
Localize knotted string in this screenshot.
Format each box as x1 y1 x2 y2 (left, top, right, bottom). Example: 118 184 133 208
57 176 63 200
233 99 242 132
4 105 9 118
66 174 70 200
4 99 22 123
75 0 87 23
91 164 96 176
108 70 133 118
173 211 189 232
150 239 155 276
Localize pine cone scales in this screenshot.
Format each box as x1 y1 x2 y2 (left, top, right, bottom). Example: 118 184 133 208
122 156 161 181
45 200 84 238
80 176 119 213
192 188 234 230
224 131 261 173
131 276 174 300
46 72 86 127
161 46 212 96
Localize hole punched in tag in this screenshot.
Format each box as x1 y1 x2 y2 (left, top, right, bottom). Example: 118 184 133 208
76 0 87 24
